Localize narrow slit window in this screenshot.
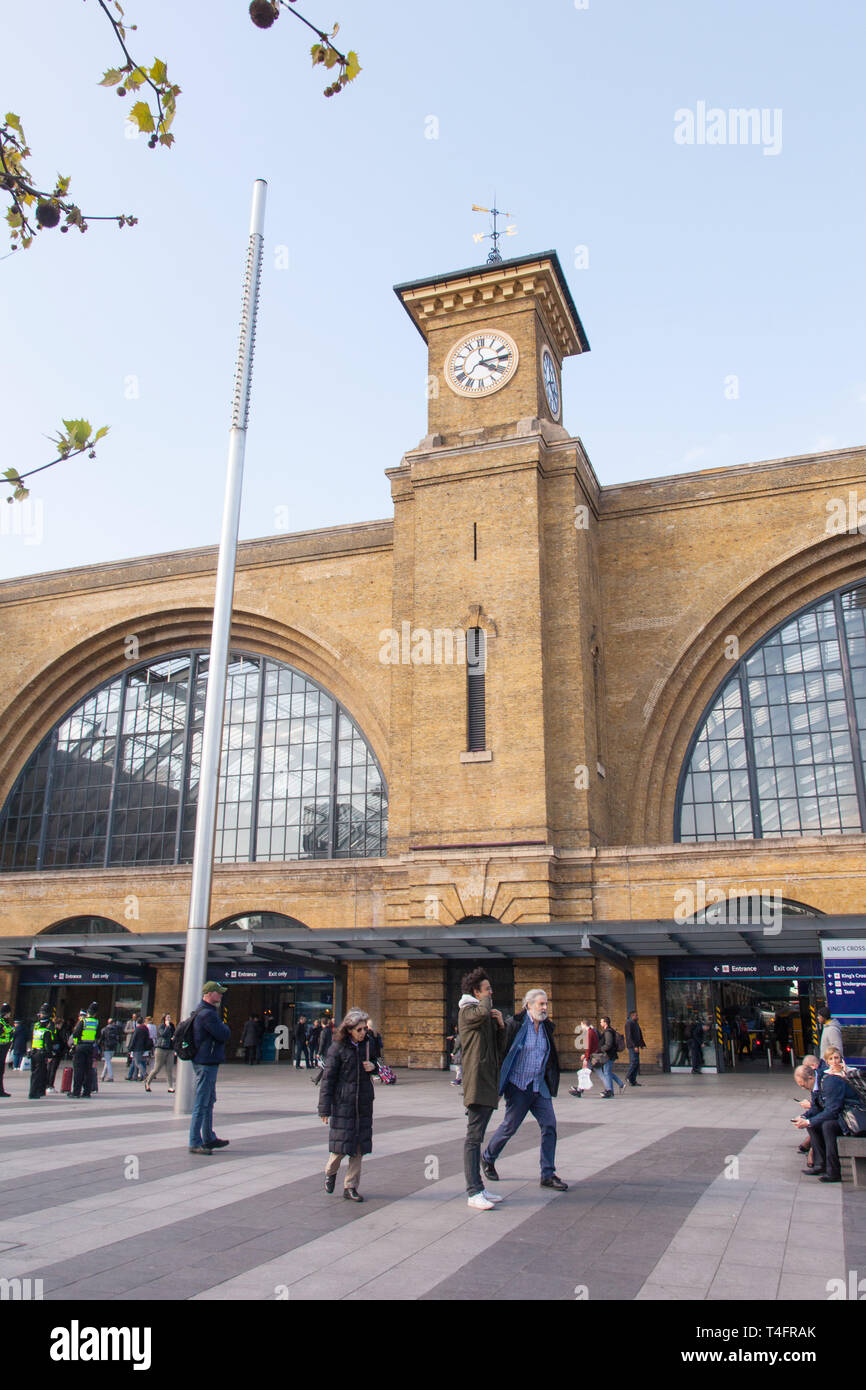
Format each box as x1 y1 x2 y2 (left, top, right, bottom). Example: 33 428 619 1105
466 628 486 751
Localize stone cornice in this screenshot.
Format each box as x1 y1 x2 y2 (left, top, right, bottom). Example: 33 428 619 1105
394 253 589 361
0 519 394 606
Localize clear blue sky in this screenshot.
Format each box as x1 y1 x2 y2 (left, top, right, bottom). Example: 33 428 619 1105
2 0 865 579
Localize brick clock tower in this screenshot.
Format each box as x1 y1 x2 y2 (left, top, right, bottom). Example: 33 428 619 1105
386 251 607 926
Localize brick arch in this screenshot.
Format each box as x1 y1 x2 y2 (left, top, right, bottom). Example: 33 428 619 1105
631 532 866 844
0 606 389 809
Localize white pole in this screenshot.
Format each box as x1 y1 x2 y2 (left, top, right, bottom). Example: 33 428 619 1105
174 179 267 1117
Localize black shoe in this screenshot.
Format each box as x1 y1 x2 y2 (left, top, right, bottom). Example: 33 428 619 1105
343 1188 364 1202
481 1156 499 1182
629 1081 642 1087
802 1167 825 1175
599 1091 613 1098
540 1175 569 1191
207 1138 229 1149
819 1175 841 1184
189 1146 213 1156
568 1086 582 1098
0 1092 10 1098
324 1174 336 1193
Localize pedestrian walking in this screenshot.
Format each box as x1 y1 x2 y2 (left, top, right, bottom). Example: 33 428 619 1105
294 1016 310 1068
597 1015 625 1097
187 982 231 1155
689 1015 704 1074
145 1015 176 1091
319 1016 334 1060
447 1021 463 1086
0 1004 13 1096
481 989 568 1192
318 1007 376 1202
457 967 507 1211
99 1017 121 1082
123 1015 136 1079
625 1010 646 1087
28 1006 53 1099
68 1002 99 1099
242 1015 260 1065
128 1017 151 1081
45 1017 68 1092
309 1018 323 1063
816 1008 844 1060
569 1016 599 1098
11 1018 27 1071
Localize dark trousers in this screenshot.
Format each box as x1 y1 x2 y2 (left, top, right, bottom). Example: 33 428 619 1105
0 1043 8 1094
810 1120 844 1179
626 1047 641 1084
464 1103 495 1195
47 1052 63 1088
244 1046 257 1064
689 1041 702 1072
29 1053 48 1098
294 1041 310 1068
485 1082 558 1179
72 1044 94 1097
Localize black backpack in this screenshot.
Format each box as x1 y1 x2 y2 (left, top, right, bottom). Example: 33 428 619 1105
173 1009 201 1062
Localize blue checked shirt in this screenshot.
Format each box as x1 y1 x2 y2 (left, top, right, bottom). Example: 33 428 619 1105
509 1014 550 1094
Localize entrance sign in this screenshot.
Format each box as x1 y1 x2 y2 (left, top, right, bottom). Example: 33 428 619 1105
19 967 142 985
215 967 332 985
663 956 821 981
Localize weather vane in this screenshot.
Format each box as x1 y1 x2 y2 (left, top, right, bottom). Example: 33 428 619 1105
472 202 517 263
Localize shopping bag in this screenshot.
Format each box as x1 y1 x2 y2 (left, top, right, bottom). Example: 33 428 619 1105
20 1057 31 1071
377 1063 396 1085
576 1066 594 1091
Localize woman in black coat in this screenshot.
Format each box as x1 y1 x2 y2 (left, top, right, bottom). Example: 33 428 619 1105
318 1008 376 1202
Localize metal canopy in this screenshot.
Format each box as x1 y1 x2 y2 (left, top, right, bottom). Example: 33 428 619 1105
2 916 864 973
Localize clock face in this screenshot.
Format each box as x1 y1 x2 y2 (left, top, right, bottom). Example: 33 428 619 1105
541 346 560 419
444 330 519 397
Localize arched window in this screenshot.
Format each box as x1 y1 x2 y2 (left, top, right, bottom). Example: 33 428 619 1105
0 652 387 870
39 917 130 935
677 582 866 841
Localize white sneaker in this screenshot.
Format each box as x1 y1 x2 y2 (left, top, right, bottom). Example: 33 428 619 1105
45 1087 55 1093
481 1188 503 1203
467 1193 495 1211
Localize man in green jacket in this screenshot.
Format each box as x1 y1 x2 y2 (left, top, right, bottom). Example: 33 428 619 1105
458 967 507 1211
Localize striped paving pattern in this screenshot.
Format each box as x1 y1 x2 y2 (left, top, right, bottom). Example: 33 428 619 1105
0 1067 861 1300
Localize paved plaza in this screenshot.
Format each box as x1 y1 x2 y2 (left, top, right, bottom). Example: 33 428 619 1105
0 1065 863 1302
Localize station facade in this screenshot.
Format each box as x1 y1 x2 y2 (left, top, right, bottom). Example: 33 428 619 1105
1 249 865 1073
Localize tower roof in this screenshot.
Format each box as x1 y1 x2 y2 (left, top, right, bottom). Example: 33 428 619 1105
394 249 590 359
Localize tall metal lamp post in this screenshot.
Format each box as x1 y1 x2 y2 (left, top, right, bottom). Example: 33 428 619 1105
174 179 267 1116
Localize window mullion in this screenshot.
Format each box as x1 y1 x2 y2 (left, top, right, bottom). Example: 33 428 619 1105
737 665 763 839
834 591 866 831
103 671 128 867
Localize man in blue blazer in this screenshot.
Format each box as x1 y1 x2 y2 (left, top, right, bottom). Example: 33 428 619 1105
481 989 568 1192
795 1050 860 1183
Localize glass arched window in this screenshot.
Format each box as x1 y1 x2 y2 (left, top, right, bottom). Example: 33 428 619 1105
0 652 387 870
677 582 866 841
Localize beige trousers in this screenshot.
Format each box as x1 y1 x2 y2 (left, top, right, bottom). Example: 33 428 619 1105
325 1150 362 1189
145 1049 176 1086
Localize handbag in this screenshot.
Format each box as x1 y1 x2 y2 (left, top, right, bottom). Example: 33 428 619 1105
310 1065 324 1086
377 1063 396 1085
842 1104 866 1136
590 1051 605 1066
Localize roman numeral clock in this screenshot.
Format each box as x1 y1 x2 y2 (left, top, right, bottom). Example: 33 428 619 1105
445 331 519 397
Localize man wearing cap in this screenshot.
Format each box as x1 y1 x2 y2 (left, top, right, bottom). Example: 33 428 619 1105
189 982 232 1156
0 1004 13 1096
69 1002 100 1098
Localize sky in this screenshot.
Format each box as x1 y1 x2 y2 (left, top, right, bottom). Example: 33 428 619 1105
2 0 865 580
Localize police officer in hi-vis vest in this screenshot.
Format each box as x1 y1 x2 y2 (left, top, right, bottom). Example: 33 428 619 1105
0 1004 13 1096
29 1006 53 1099
69 1002 99 1098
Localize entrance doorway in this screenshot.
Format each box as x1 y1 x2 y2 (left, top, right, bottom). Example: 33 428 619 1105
718 978 815 1072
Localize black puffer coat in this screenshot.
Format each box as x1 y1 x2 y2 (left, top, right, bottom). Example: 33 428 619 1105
317 1040 375 1155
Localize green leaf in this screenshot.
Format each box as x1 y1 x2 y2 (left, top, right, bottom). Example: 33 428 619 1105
99 68 124 87
322 46 339 69
54 175 71 198
4 112 23 134
149 58 167 85
345 50 361 81
130 102 155 134
62 419 93 450
310 44 324 64
158 132 175 148
126 67 148 91
6 210 22 229
2 468 21 482
93 426 110 442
